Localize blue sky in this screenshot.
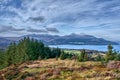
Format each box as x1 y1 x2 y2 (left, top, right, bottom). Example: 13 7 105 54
0 0 120 41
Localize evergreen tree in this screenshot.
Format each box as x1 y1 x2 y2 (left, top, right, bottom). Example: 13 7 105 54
51 48 61 58
105 44 114 62
114 51 120 61
0 50 5 69
83 50 88 61
4 42 17 66
60 51 66 60
77 54 83 62
3 37 40 66
67 53 73 60
115 54 120 61
77 49 88 62
95 54 103 61
44 46 51 59
2 37 61 69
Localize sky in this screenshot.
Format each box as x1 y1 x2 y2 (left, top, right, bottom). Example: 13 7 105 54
0 0 120 41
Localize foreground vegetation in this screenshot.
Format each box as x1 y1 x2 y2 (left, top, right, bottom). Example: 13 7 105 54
0 59 120 80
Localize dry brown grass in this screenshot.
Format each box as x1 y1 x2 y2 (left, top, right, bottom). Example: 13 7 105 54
0 59 120 80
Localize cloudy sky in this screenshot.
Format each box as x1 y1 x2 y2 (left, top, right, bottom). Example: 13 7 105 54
0 0 120 41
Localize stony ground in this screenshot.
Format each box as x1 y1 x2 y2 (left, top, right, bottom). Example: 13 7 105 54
0 59 120 80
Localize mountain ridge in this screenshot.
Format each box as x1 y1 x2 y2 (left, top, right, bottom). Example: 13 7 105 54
0 34 118 48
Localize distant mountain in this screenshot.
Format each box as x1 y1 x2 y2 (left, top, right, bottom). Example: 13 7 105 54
29 34 118 45
117 41 120 44
25 34 117 45
0 37 12 49
0 34 118 48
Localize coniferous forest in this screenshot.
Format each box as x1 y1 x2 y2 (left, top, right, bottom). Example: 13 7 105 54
0 37 62 69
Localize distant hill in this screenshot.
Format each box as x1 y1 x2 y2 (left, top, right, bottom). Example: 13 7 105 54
117 41 120 44
24 33 118 45
0 37 12 48
0 34 118 48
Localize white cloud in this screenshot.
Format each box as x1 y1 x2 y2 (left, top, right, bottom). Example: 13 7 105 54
0 0 120 41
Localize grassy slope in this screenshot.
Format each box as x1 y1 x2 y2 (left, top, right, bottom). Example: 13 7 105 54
64 49 81 54
0 59 120 80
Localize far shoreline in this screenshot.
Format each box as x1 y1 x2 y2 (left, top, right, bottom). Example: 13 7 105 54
49 44 120 52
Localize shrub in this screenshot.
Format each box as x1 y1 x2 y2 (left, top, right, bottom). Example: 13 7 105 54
60 51 66 60
77 49 88 62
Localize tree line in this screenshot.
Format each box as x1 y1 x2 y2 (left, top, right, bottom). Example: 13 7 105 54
0 37 62 69
60 44 120 63
0 37 120 70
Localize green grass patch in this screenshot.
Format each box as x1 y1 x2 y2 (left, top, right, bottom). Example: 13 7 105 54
63 49 81 54
23 68 46 73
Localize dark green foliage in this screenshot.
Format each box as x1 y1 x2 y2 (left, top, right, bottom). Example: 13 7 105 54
114 51 120 61
84 51 88 61
51 48 61 58
77 49 88 62
0 50 5 69
60 51 66 60
105 44 120 62
0 37 63 69
105 44 114 62
66 53 73 60
77 54 82 62
94 54 103 61
44 46 52 59
115 54 120 61
108 44 113 54
4 42 17 66
60 51 74 60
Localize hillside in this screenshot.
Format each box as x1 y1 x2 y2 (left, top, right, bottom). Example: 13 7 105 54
0 59 120 80
0 34 118 48
25 34 118 45
0 37 12 49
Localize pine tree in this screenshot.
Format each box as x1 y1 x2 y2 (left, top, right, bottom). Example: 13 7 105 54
4 42 17 66
44 46 51 59
51 48 61 58
84 51 88 61
2 37 62 68
60 51 66 60
0 50 5 69
105 44 114 62
115 54 120 61
77 49 88 62
114 50 120 61
95 54 102 61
